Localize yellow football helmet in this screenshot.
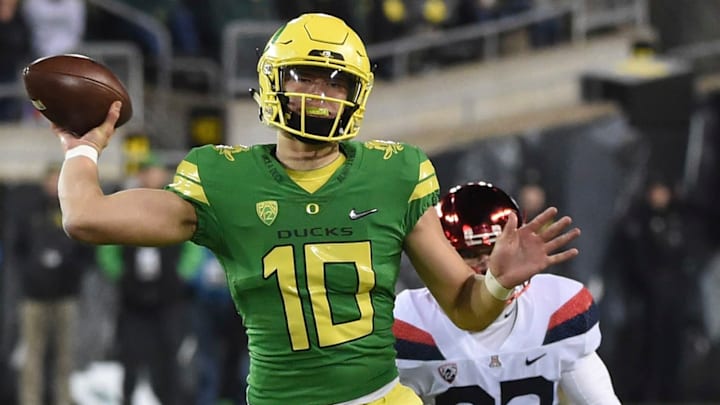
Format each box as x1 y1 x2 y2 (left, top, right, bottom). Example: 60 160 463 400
254 13 374 142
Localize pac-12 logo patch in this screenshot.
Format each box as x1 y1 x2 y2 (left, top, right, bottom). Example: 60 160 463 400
438 363 457 383
256 200 278 226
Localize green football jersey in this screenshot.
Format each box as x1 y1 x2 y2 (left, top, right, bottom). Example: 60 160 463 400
167 140 439 404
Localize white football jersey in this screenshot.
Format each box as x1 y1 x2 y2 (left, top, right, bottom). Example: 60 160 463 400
394 274 600 405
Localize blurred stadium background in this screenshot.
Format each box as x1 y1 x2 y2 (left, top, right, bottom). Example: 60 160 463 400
3 0 720 404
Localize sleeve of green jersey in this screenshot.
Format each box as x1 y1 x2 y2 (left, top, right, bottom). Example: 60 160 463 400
405 145 440 233
165 146 223 253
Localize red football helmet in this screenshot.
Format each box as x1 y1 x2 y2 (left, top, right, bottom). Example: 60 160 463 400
436 182 522 254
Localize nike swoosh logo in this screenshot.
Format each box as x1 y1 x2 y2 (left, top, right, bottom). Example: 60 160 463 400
349 208 378 220
503 307 515 318
525 353 546 366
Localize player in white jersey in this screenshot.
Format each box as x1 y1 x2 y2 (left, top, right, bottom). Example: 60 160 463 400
394 182 620 405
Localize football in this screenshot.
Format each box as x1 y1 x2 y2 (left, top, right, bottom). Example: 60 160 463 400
22 54 133 136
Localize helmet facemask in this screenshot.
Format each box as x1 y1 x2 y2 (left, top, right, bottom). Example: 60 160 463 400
276 66 362 142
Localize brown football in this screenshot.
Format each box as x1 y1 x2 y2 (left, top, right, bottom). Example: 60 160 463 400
22 54 133 136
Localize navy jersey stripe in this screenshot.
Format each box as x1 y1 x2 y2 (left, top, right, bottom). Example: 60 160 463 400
395 338 446 361
543 300 599 344
393 319 445 361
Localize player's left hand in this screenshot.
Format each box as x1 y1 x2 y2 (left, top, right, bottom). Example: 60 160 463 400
488 207 580 288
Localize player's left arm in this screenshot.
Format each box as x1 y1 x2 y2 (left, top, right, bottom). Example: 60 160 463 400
559 352 621 404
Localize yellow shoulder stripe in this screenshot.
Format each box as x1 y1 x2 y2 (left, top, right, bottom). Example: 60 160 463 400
418 160 435 181
168 161 209 205
410 159 439 202
410 175 439 202
176 160 201 183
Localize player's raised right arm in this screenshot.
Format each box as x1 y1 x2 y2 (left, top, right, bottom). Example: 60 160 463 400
55 101 197 246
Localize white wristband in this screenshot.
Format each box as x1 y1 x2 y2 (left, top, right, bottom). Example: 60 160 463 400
65 145 98 164
484 269 513 301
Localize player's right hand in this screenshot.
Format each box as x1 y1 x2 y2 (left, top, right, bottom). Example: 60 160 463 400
53 101 122 154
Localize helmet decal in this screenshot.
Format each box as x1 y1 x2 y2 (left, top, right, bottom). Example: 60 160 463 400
267 24 288 48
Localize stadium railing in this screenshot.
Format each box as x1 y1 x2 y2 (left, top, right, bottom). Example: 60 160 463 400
219 0 648 98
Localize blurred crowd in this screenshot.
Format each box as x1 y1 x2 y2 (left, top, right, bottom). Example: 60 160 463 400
0 0 574 121
86 0 569 62
1 156 249 405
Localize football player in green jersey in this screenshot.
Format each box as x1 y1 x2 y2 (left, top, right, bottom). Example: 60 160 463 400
52 13 581 405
